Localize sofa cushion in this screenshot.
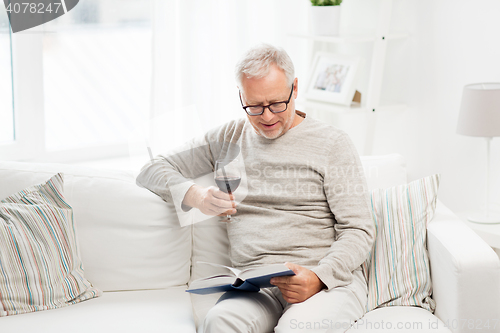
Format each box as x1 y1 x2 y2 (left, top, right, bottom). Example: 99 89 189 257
0 287 196 333
346 306 451 332
363 174 440 313
0 173 101 316
0 161 192 292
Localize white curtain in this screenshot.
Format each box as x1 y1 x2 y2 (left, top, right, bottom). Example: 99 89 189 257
141 0 309 158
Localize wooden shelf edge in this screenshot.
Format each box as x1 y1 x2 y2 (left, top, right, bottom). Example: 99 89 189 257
290 33 373 43
289 32 409 44
297 100 409 115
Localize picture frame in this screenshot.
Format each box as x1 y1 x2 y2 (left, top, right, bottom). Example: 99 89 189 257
305 52 363 106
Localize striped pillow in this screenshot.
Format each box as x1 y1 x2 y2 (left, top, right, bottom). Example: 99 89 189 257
362 174 440 313
0 173 101 316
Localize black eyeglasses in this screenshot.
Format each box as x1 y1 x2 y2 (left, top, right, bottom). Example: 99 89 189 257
239 83 294 116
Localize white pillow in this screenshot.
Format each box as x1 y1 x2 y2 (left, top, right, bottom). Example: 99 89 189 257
0 174 101 316
363 174 440 313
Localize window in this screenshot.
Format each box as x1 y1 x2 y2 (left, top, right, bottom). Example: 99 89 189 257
42 0 152 152
0 0 152 161
0 4 14 145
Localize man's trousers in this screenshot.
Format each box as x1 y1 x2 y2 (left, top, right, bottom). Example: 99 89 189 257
201 267 368 333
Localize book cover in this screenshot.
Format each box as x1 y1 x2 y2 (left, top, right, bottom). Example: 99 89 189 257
186 262 295 295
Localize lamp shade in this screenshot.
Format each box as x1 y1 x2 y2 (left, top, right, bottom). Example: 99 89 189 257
456 83 500 137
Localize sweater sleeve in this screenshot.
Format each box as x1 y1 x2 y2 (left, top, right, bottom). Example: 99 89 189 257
135 120 243 225
310 132 375 291
136 137 214 204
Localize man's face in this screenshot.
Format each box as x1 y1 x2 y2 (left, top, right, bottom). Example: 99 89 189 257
240 65 298 139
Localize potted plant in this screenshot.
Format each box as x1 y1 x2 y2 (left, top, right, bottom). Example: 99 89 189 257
310 0 343 36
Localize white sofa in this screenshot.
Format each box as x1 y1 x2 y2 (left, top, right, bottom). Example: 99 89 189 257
0 154 499 333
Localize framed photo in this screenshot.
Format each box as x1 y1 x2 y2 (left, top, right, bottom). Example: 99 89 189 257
306 53 363 106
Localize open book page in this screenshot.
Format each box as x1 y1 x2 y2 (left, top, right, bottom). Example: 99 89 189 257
196 262 291 281
239 264 293 280
188 274 236 290
196 261 241 276
186 262 295 294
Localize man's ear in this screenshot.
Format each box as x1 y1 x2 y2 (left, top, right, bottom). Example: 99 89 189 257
293 78 298 99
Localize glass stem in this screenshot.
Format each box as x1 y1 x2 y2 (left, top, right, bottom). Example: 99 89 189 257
228 190 233 221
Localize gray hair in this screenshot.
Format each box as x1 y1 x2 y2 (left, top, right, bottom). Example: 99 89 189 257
235 43 295 89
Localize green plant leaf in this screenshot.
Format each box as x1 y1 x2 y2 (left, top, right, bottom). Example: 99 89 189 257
310 0 342 5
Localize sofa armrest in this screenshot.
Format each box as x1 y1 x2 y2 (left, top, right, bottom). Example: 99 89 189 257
427 200 500 333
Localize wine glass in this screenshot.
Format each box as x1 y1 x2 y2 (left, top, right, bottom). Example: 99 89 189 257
214 159 241 223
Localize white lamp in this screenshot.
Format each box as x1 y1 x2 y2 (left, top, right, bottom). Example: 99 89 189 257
457 83 500 224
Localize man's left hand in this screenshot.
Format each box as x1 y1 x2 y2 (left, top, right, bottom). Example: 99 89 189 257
270 262 326 304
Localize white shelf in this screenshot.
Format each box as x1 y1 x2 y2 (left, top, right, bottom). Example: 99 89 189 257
297 99 408 115
296 99 364 114
290 32 409 44
292 0 408 155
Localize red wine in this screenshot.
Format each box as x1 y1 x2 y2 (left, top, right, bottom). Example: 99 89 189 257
215 176 241 194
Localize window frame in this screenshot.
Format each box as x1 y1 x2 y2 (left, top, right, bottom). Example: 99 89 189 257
0 32 45 161
1 30 134 163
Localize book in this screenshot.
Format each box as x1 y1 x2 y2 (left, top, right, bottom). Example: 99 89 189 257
186 262 295 295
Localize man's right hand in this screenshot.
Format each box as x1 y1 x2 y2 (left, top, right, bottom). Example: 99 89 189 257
182 184 237 216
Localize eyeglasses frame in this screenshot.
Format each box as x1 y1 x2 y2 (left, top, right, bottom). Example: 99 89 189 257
239 83 295 116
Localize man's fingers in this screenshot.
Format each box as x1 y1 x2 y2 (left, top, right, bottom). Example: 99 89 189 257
209 189 235 208
213 197 235 209
280 290 301 303
211 187 234 200
209 201 236 214
277 285 304 303
277 285 300 295
283 297 301 304
195 186 237 216
204 205 234 216
271 277 300 286
271 277 286 285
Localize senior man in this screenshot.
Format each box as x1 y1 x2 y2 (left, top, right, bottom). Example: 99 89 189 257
137 43 375 333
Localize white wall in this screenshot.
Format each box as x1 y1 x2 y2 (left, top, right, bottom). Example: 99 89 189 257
8 0 498 215
363 0 500 213
137 0 500 215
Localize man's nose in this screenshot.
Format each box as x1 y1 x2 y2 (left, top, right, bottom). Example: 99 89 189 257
260 107 274 122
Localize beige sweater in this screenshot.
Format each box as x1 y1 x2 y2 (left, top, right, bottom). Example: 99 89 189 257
136 112 375 291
